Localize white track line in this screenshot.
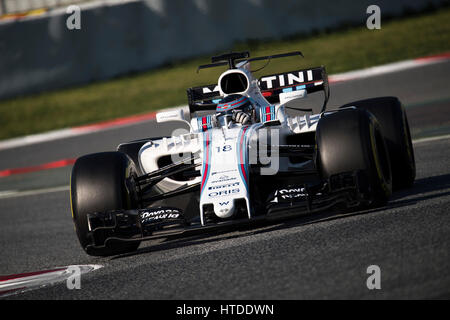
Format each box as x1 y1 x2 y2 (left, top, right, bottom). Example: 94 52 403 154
329 60 419 83
328 58 443 83
0 105 186 151
0 185 70 199
0 128 76 151
0 55 448 151
0 265 103 298
412 134 450 144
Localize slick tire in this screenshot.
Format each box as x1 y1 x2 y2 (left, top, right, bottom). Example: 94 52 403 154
70 152 141 256
316 108 392 207
341 97 415 189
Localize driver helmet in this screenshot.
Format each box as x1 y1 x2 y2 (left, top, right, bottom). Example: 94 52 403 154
216 94 255 117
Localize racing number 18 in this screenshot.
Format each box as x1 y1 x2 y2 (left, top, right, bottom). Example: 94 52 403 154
217 145 232 153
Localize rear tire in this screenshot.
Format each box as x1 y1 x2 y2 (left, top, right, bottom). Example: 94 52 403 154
316 108 392 207
341 97 415 189
70 152 141 256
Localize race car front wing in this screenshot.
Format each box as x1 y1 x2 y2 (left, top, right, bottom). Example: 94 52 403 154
83 170 368 254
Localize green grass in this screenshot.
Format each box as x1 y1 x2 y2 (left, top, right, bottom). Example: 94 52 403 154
1 8 449 140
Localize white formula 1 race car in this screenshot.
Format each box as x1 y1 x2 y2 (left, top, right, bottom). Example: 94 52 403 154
70 51 415 256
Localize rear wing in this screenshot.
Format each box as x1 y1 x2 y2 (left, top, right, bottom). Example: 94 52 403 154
187 66 330 114
258 66 330 111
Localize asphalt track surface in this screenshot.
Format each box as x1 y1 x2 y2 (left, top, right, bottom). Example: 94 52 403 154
0 60 449 299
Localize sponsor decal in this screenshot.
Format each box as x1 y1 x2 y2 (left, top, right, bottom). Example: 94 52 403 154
279 89 306 105
140 208 182 224
275 187 308 200
211 170 237 176
210 174 238 184
259 70 314 90
208 188 240 198
278 187 306 194
208 182 239 190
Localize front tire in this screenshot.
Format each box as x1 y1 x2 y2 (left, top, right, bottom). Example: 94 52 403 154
341 97 415 189
316 108 392 207
70 152 141 256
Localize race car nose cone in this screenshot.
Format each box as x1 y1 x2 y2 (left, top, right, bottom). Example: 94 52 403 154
214 201 235 219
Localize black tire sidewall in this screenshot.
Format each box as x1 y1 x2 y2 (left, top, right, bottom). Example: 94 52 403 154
364 115 393 205
316 109 392 207
70 152 140 256
341 97 415 189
